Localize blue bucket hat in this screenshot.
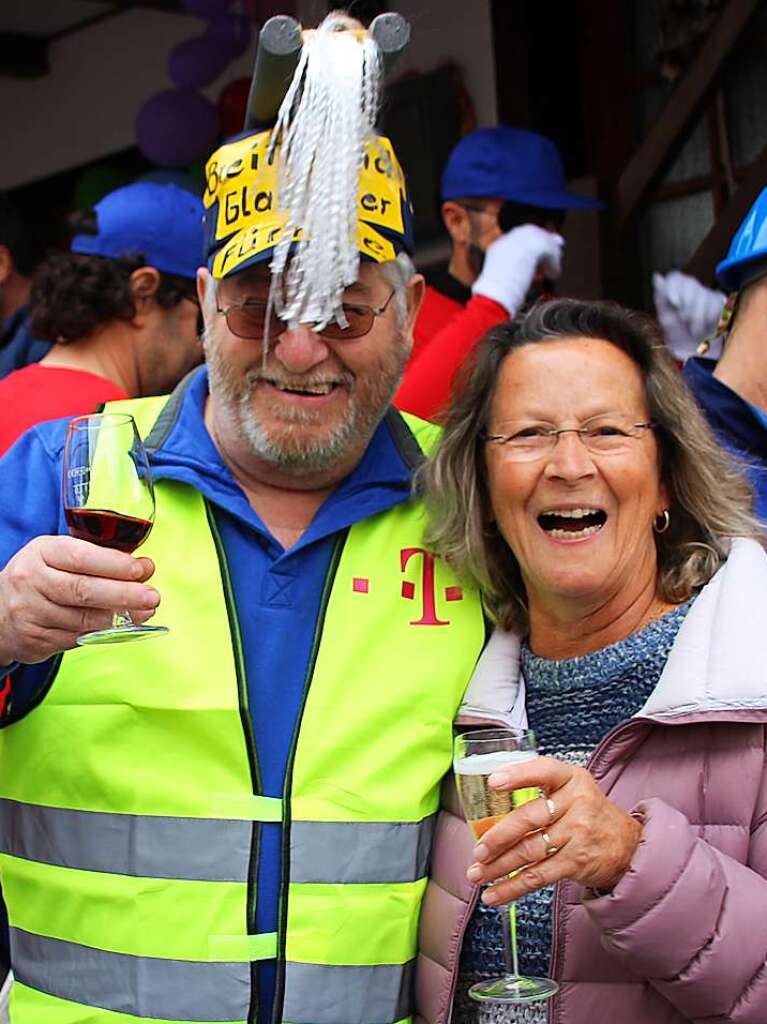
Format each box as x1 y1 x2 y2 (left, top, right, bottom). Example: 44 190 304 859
441 126 604 210
717 186 767 292
71 182 204 280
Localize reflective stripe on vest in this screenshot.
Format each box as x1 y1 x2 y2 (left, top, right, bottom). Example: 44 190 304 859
12 927 413 1024
0 798 435 885
0 392 485 1024
283 961 415 1024
11 927 252 1022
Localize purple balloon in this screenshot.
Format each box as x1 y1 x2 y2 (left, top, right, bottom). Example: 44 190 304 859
136 90 220 168
168 35 231 90
182 0 234 15
206 12 252 60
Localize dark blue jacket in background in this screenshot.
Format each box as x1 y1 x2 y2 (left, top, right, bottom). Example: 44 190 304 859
683 356 767 521
0 306 50 379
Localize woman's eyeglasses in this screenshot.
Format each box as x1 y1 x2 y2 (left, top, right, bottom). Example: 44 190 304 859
481 420 656 461
216 289 396 341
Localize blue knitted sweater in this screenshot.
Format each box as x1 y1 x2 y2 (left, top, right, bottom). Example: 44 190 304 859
453 600 693 1024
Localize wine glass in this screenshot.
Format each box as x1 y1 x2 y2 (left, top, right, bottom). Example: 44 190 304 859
62 412 169 645
453 727 559 1004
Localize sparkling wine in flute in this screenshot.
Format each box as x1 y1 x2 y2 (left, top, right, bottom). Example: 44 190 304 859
453 728 558 1005
455 750 540 839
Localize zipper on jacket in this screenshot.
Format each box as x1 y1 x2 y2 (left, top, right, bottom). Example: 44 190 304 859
206 501 264 1024
547 715 651 1024
271 529 348 1024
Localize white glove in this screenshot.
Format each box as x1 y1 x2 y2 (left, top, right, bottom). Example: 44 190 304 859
472 224 565 315
653 270 725 361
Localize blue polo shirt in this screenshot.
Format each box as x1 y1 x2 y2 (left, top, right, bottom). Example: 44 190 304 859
0 366 417 1023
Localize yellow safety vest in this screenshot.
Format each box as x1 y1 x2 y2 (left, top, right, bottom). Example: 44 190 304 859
0 391 486 1024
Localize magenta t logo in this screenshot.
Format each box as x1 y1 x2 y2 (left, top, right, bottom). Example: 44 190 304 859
400 547 463 626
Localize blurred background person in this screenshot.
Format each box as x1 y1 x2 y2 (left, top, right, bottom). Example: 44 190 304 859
678 187 767 520
0 193 49 378
395 127 602 420
0 182 204 455
423 299 767 1023
652 268 725 364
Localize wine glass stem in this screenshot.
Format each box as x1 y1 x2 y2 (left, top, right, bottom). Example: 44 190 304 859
503 903 520 977
112 610 134 629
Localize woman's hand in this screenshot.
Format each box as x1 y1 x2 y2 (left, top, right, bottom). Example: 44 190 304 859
466 756 643 905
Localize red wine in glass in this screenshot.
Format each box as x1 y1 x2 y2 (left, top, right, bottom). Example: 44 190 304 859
64 509 153 554
62 412 169 645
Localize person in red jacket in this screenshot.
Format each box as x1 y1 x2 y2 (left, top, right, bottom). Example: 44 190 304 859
395 127 603 420
0 182 204 456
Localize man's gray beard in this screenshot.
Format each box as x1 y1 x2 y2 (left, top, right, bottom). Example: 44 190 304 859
206 337 409 476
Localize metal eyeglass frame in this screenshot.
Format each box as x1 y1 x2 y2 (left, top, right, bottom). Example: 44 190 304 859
481 422 656 455
215 288 396 340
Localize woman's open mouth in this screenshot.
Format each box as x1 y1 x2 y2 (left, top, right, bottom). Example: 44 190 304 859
537 507 607 541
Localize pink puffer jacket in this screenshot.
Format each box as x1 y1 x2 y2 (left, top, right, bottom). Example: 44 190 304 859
416 538 767 1024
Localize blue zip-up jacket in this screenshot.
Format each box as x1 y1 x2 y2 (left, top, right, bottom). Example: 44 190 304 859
683 356 767 521
0 366 421 1024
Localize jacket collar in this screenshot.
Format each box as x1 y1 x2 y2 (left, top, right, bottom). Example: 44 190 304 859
640 537 767 719
683 357 767 457
464 538 767 726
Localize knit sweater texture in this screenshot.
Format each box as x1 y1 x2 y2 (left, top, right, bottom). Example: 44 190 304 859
453 600 693 1024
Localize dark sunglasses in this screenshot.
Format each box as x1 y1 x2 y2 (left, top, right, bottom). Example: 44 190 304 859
216 289 396 341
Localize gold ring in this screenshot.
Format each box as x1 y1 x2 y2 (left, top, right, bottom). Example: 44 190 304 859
541 830 558 857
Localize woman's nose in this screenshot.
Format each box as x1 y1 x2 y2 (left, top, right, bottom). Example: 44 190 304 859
272 323 331 374
542 431 597 480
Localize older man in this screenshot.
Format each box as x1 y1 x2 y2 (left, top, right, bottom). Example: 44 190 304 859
0 114 491 1023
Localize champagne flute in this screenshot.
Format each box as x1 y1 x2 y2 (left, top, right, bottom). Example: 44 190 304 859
453 727 559 1004
62 412 169 645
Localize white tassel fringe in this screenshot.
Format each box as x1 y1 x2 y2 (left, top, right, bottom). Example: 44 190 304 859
266 15 383 341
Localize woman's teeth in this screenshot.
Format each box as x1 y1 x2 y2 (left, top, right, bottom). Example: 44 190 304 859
538 508 607 539
546 522 603 540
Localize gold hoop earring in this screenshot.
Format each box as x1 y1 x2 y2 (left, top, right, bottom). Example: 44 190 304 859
654 509 671 534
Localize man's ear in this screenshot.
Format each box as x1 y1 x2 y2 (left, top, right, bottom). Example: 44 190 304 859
441 202 471 246
196 267 209 309
128 266 161 314
0 246 13 287
405 273 425 332
130 266 161 297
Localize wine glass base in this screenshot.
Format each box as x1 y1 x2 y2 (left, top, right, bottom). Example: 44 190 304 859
468 974 559 1004
76 625 170 646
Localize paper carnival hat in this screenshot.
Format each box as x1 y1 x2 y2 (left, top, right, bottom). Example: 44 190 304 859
202 14 414 332
203 128 414 279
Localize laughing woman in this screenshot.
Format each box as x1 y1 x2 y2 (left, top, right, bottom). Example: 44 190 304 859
424 299 767 1023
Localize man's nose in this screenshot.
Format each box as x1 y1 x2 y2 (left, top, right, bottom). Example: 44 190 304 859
543 431 597 481
272 323 331 374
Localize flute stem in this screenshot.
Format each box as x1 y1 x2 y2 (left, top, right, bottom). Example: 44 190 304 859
503 902 520 977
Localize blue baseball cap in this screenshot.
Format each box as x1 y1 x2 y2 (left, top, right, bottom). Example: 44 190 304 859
717 186 767 292
71 182 204 280
441 127 604 210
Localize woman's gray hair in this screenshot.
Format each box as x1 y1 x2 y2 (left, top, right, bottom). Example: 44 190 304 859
421 298 765 631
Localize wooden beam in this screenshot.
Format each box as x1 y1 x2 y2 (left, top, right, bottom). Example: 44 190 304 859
615 0 760 227
686 141 767 285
